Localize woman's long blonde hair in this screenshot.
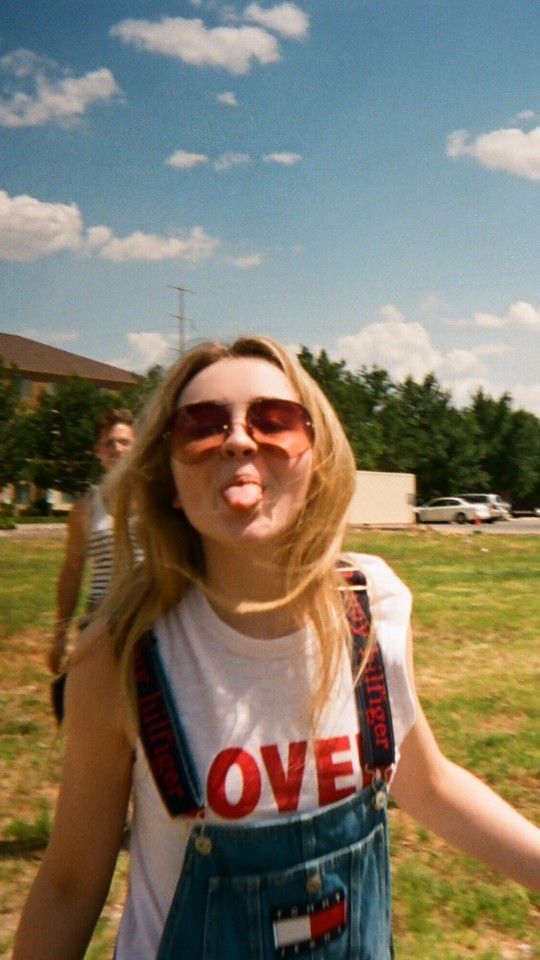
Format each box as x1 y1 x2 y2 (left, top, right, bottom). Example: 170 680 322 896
102 335 360 726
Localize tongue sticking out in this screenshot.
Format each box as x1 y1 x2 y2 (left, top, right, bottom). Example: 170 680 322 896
222 483 263 511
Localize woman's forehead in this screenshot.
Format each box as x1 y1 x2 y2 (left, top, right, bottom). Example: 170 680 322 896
178 356 298 405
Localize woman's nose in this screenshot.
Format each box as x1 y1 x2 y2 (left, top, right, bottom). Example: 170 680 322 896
220 421 257 458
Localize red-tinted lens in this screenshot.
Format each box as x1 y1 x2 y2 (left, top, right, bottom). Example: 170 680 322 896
169 402 230 462
247 399 314 457
169 398 314 462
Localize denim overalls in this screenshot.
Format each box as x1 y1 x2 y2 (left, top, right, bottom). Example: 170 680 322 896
135 570 395 960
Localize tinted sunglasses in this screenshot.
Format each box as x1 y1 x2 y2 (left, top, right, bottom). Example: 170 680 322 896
168 397 314 463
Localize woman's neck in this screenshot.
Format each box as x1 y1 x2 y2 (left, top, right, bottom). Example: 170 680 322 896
202 541 303 639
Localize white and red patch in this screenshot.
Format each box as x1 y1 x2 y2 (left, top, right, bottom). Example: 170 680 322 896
272 890 347 956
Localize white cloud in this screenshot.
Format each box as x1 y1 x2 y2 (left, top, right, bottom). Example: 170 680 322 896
379 303 405 324
111 331 179 373
243 3 309 39
262 151 302 165
420 293 442 313
166 149 209 169
217 91 238 106
214 152 250 171
439 348 485 380
336 310 440 382
515 110 539 123
0 189 219 265
90 226 219 264
473 301 540 330
0 49 121 128
225 253 262 268
126 332 174 369
507 301 540 329
474 311 505 329
333 305 540 413
85 225 114 251
447 125 540 181
110 16 280 75
475 343 514 358
0 190 83 260
0 49 55 78
512 384 540 416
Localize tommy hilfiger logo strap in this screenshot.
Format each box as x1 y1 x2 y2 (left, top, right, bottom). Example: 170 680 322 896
338 565 396 781
134 637 204 816
135 565 395 817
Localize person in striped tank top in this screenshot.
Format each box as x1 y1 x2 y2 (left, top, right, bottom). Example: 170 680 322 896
48 408 136 675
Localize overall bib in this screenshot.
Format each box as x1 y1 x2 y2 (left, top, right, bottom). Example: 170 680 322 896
135 569 395 960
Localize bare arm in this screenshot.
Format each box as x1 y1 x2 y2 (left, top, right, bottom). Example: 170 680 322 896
48 496 90 673
14 624 134 959
391 631 540 891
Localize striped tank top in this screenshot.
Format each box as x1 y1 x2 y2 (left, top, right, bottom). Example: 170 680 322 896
87 487 114 609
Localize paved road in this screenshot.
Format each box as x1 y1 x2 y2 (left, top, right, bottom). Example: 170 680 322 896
416 517 540 535
0 523 67 540
3 518 540 540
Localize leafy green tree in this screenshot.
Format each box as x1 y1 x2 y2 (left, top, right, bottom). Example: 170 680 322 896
377 374 486 499
123 365 164 413
469 390 540 502
505 410 540 503
298 348 385 469
0 361 27 490
26 378 115 495
468 390 514 492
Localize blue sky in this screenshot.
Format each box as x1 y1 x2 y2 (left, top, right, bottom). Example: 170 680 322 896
1 0 539 412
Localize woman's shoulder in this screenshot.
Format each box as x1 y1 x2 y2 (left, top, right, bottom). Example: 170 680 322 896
340 551 404 586
340 551 412 620
65 620 133 742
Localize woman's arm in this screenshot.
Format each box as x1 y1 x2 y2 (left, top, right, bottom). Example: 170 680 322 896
391 631 540 891
14 624 134 960
48 496 91 673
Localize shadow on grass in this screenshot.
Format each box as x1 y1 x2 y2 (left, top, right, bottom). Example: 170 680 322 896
0 837 48 858
0 831 131 858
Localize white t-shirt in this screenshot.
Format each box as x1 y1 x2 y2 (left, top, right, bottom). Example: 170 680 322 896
116 553 415 960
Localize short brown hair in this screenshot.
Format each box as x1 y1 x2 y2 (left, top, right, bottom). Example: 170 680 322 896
95 408 134 441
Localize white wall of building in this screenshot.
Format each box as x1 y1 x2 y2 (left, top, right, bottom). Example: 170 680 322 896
347 471 416 527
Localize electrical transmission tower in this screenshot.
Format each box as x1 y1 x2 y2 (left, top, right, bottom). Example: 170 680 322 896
169 285 193 355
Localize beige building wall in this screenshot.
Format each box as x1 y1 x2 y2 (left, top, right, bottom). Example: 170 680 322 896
347 470 416 527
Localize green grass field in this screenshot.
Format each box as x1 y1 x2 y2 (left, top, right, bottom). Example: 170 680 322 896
0 529 538 958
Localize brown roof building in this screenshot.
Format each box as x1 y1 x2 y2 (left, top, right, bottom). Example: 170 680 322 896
0 332 137 390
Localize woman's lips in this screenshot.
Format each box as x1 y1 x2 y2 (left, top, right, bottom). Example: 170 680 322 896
221 476 263 511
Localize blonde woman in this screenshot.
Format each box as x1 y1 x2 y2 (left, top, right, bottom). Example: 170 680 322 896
15 336 540 960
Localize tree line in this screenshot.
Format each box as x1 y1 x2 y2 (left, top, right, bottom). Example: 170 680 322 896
1 350 539 508
299 348 540 507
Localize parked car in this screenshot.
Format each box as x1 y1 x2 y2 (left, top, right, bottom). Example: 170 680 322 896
415 497 490 525
510 501 540 517
455 493 511 521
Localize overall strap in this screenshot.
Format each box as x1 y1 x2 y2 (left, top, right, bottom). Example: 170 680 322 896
135 634 204 816
338 565 396 782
